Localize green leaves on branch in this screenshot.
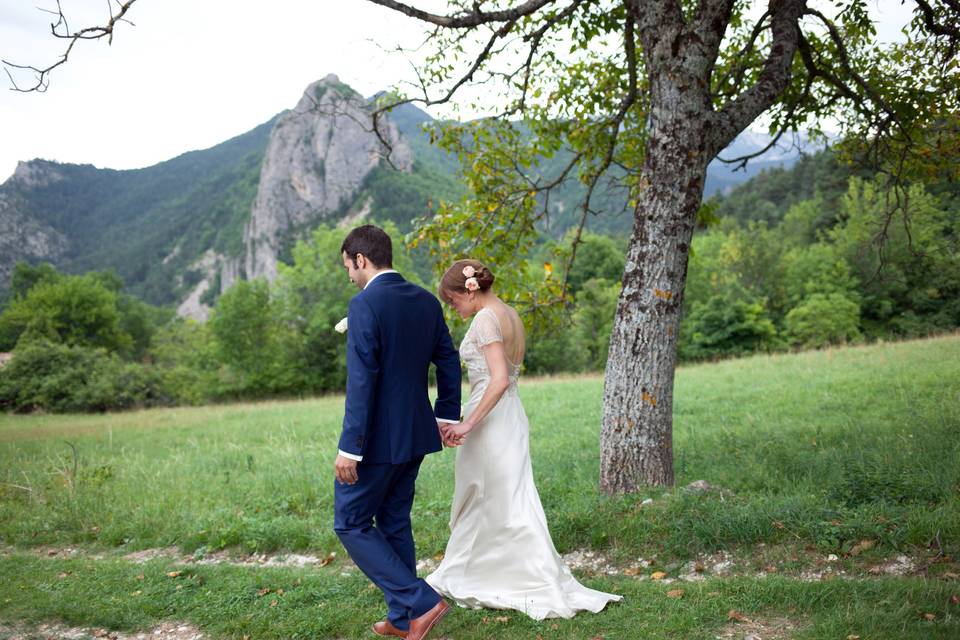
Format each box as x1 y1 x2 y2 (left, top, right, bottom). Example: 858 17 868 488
410 118 568 331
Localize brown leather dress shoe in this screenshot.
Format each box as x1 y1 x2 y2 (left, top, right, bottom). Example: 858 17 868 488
372 619 408 638
406 599 450 640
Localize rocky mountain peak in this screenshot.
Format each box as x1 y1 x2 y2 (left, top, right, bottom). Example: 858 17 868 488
177 75 416 320
295 75 359 112
241 75 413 282
9 160 65 190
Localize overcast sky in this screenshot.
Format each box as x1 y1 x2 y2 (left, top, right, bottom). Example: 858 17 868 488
0 1 916 182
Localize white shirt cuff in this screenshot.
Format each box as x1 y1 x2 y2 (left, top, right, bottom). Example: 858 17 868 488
338 449 363 461
436 418 458 424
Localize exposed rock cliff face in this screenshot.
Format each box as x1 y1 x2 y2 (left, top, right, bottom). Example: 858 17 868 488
176 249 220 322
0 163 70 285
172 74 414 320
243 74 412 281
9 160 66 189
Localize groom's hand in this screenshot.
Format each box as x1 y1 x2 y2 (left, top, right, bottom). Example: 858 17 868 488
439 421 463 447
334 454 359 485
438 421 459 447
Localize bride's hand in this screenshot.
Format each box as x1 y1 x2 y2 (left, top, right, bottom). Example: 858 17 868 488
441 421 475 446
438 422 459 447
438 422 457 447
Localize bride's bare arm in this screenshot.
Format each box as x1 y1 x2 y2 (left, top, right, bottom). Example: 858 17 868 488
445 340 511 441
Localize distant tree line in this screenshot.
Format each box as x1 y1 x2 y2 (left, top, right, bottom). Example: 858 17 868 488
0 163 957 413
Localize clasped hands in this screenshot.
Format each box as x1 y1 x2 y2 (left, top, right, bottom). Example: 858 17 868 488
334 420 476 485
438 420 475 447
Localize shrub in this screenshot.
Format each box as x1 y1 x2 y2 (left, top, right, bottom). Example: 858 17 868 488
0 341 164 413
784 293 861 348
679 285 779 360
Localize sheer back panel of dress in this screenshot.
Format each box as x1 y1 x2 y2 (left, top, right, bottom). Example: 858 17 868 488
477 306 525 367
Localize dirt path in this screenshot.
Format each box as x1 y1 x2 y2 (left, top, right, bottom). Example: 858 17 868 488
0 621 205 640
3 541 951 583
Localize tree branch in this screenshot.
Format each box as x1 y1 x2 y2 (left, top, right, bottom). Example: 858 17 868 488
367 0 558 28
560 0 639 300
795 32 858 103
914 0 960 39
634 0 684 35
692 0 736 55
370 18 518 164
803 8 904 133
711 10 770 99
715 82 804 171
712 0 805 154
3 0 138 92
523 0 585 43
500 0 587 116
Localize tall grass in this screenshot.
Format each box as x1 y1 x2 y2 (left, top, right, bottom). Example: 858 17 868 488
1 335 957 561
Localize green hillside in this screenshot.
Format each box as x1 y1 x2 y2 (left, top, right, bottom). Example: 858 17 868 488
1 101 470 307
714 149 960 228
5 117 277 305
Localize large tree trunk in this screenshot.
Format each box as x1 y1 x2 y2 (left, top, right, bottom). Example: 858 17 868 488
599 124 707 492
598 7 713 491
599 0 805 493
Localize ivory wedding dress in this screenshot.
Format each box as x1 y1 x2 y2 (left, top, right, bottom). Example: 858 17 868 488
426 307 622 619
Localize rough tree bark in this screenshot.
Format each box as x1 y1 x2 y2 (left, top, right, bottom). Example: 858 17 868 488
599 0 806 491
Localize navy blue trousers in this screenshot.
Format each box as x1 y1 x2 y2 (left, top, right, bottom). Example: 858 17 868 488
333 456 440 630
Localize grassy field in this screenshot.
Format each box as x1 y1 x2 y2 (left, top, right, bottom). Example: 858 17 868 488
1 335 958 638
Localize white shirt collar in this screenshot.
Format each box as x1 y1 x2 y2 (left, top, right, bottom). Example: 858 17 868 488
364 269 399 289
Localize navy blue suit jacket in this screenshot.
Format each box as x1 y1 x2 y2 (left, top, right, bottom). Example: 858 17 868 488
339 272 462 464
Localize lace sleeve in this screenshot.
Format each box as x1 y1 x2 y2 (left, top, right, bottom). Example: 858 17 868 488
472 309 503 348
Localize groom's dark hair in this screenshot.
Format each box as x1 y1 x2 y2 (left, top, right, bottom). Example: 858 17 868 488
341 224 393 269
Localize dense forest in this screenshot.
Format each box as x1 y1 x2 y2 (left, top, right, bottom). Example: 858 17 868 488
1 149 957 412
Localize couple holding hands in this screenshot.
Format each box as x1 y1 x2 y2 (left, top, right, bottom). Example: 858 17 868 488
332 225 620 639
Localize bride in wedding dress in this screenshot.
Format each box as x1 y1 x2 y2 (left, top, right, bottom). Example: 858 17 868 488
428 259 622 620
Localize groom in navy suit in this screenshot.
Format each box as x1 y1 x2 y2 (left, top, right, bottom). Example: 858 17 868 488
333 225 461 640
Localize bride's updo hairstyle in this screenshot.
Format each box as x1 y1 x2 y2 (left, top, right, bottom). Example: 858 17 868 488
439 259 495 304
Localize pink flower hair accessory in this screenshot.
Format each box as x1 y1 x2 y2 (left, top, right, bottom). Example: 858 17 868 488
462 265 476 278
465 277 480 291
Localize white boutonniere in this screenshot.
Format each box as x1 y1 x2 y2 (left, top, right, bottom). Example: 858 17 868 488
334 317 348 334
